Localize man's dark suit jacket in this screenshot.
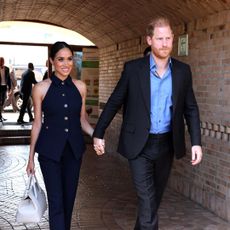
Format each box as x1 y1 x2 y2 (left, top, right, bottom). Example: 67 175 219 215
93 56 201 160
20 69 37 96
0 66 11 90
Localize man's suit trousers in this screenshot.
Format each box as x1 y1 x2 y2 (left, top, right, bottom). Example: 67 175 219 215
18 93 33 121
129 133 174 230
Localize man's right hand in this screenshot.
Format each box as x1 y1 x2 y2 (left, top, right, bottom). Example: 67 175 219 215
93 137 105 155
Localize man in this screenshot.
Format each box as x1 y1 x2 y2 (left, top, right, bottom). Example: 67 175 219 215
4 67 18 111
93 16 203 230
42 60 49 80
0 57 11 122
143 46 151 56
17 62 37 124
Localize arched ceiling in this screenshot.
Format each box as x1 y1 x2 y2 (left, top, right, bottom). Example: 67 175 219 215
1 0 230 48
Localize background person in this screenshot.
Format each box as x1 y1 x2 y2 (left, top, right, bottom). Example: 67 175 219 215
0 57 11 122
17 62 37 124
143 46 151 56
93 16 203 230
42 60 49 80
26 41 94 230
4 67 17 111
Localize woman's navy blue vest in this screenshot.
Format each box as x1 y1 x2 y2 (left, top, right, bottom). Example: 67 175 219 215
35 75 86 161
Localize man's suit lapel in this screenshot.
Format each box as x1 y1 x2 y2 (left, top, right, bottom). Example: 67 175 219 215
138 56 150 113
137 57 181 116
171 58 181 115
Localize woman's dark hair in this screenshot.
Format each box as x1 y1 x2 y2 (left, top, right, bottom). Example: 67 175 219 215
50 41 74 60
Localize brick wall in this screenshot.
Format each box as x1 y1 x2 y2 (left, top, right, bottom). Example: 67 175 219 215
98 11 230 222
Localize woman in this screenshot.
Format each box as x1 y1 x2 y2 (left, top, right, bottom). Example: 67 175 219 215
26 41 94 230
3 67 17 111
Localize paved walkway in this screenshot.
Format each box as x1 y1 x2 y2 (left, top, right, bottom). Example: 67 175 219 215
0 144 230 230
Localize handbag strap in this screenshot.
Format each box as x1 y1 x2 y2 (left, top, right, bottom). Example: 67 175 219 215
33 174 42 192
26 174 33 191
25 174 42 198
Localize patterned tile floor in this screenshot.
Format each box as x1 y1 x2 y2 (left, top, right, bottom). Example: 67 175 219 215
0 144 229 230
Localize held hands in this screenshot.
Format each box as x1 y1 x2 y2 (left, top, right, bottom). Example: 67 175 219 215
93 137 105 155
191 145 203 165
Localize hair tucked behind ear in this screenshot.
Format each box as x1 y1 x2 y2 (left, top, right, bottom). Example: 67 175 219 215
50 41 74 60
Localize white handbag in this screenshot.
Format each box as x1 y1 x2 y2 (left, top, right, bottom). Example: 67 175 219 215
16 174 47 223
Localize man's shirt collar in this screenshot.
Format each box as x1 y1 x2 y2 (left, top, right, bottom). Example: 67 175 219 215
149 54 172 70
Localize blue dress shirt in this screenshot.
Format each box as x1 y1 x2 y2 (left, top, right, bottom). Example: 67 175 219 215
149 55 172 134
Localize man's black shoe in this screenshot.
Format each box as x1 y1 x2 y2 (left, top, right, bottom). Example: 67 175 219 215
17 120 27 124
0 117 7 122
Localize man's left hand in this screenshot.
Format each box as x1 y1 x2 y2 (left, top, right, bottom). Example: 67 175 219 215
191 145 203 165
